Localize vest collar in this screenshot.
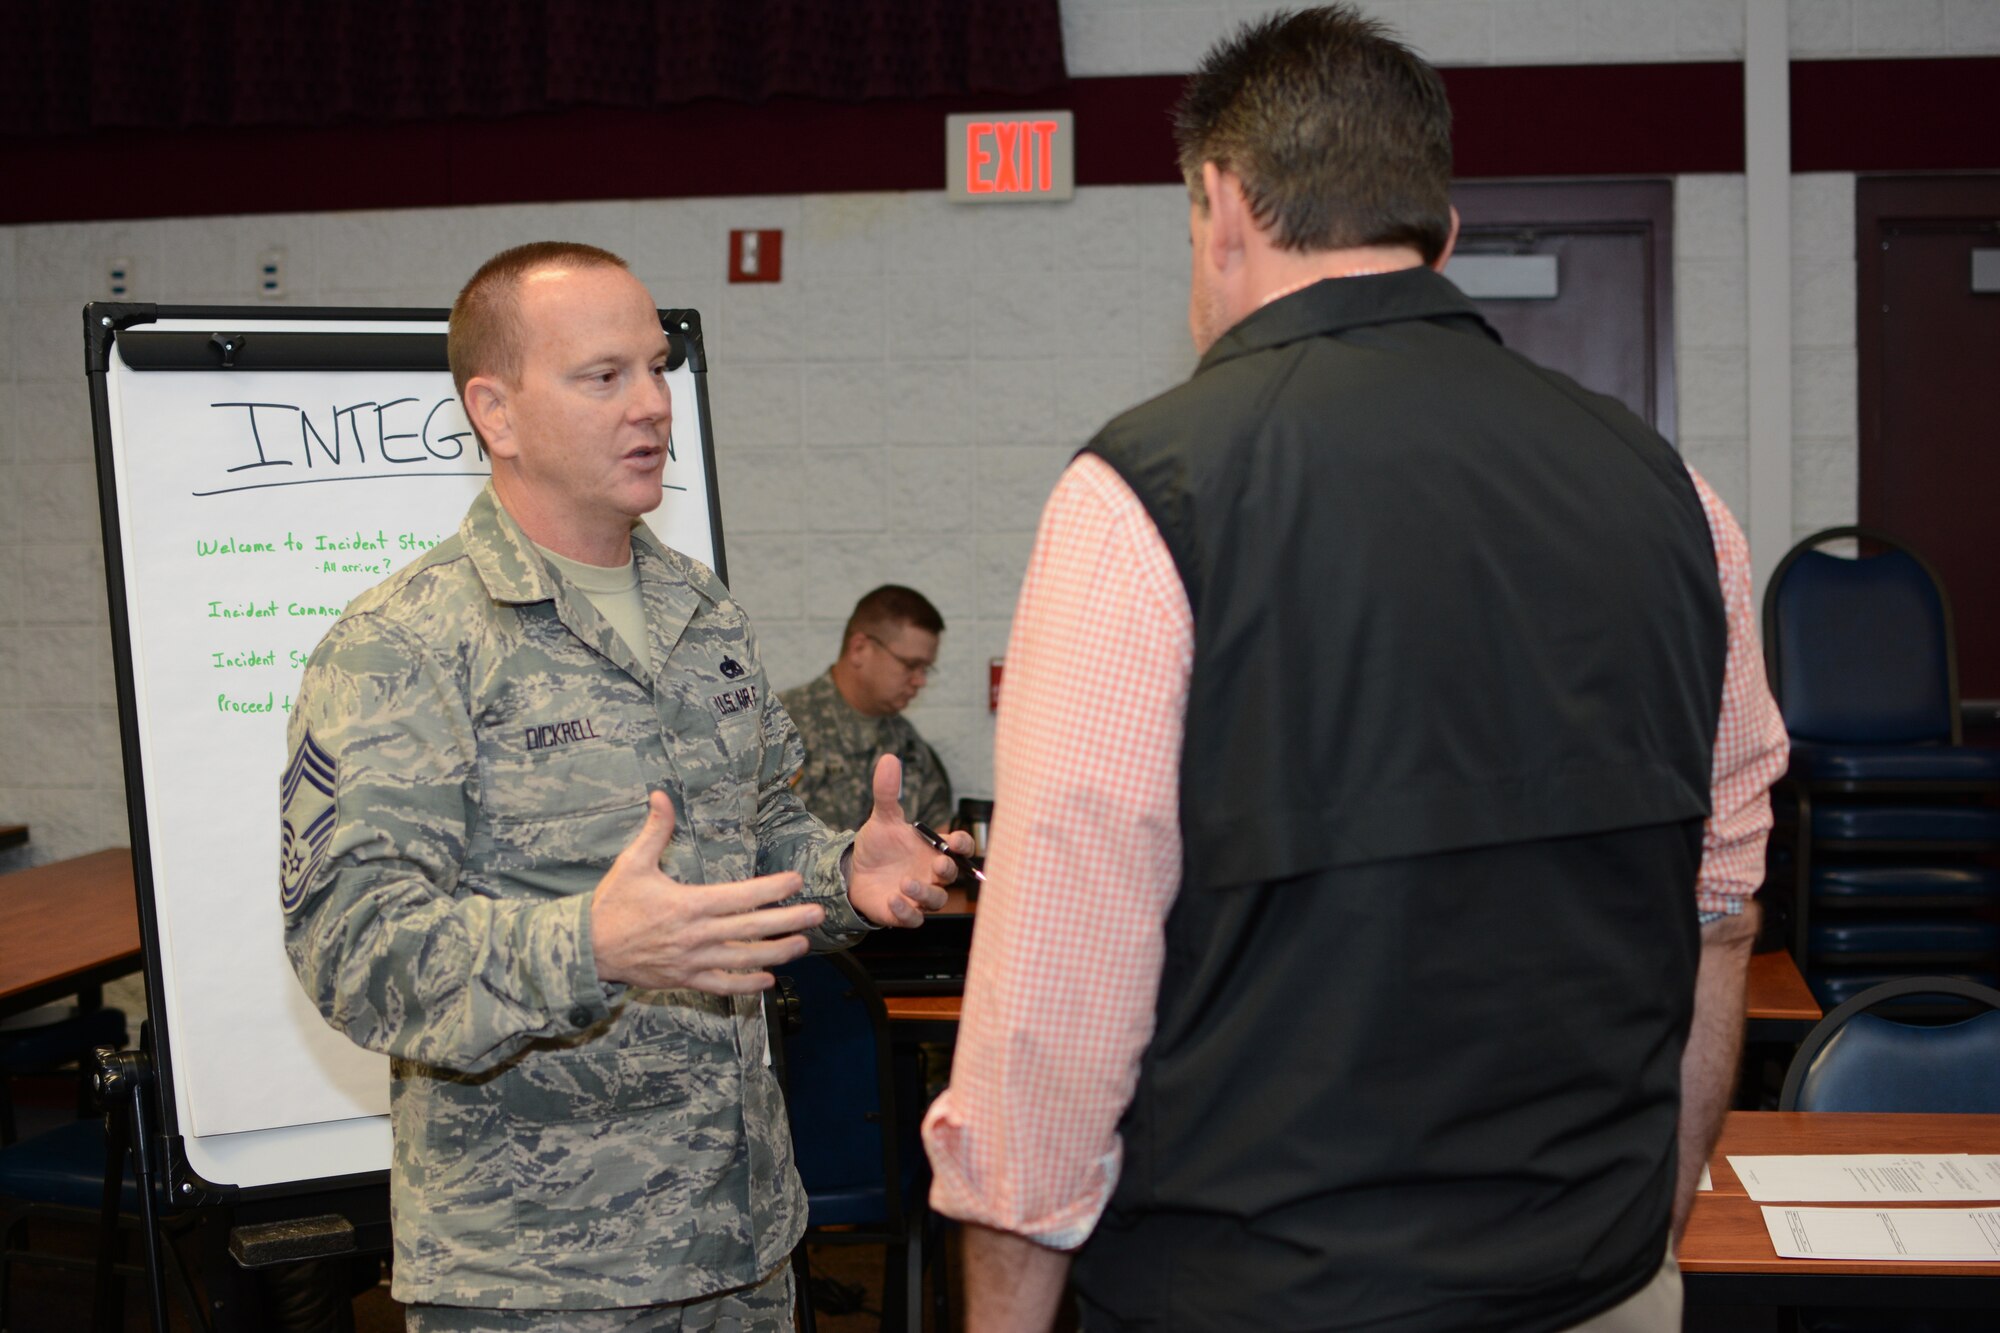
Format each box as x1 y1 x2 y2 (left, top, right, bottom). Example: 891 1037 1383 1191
1196 266 1500 375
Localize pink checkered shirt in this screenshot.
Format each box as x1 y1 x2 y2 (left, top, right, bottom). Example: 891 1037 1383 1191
922 452 1789 1249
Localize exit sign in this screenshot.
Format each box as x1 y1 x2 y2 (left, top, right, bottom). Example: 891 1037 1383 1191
946 112 1074 203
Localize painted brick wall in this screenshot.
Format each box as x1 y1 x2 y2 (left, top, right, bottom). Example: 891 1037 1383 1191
1674 174 1751 522
5 0 1999 870
0 173 1839 872
1790 172 1859 544
1064 0 1744 69
0 187 1198 872
1063 0 1999 73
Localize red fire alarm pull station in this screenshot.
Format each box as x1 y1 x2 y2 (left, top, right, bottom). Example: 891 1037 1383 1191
728 230 783 283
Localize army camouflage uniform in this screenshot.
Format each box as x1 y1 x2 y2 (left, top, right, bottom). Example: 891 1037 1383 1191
281 485 867 1312
777 670 952 831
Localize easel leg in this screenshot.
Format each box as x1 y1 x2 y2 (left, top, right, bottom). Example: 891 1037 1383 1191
96 1047 173 1333
90 1098 129 1333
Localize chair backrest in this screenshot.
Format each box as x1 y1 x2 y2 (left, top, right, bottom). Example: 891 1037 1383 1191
1762 526 1960 745
773 951 909 1228
1780 976 2000 1111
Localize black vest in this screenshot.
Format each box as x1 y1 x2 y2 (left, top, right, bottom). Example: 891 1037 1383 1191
1072 270 1727 1332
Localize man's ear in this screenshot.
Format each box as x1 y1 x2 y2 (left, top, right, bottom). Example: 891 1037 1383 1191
464 376 514 459
1431 206 1462 272
1202 161 1250 273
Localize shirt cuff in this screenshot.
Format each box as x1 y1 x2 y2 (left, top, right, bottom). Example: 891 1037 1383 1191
1696 894 1754 927
556 888 618 1028
804 829 875 945
921 1088 1122 1251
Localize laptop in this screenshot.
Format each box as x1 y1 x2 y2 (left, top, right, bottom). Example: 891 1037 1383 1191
850 909 975 995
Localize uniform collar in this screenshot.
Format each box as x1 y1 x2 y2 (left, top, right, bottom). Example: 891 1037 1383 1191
459 484 672 606
459 484 699 687
460 485 558 605
1196 266 1500 376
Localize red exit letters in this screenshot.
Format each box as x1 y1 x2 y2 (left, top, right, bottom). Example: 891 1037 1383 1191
965 119 1060 196
947 110 1072 203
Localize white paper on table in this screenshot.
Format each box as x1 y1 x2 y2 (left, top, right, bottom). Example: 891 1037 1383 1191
1729 1155 2000 1202
1761 1206 2000 1261
1699 1165 1713 1192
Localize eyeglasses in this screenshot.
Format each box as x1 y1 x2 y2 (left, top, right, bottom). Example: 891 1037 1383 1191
864 632 939 679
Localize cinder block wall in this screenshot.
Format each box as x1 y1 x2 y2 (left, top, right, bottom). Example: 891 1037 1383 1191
0 190 1196 866
2 0 1993 869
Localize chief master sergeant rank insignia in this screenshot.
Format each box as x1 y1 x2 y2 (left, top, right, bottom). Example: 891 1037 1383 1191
279 728 337 913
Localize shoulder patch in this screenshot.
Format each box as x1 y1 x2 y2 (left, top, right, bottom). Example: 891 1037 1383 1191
280 729 337 913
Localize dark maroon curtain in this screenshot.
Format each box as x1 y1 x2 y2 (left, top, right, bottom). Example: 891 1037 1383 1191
0 0 1067 135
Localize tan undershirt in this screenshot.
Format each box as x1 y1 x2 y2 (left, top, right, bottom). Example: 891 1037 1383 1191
534 542 647 665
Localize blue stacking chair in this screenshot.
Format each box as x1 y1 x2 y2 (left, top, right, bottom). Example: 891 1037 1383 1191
771 950 943 1332
0 996 134 1327
0 1117 145 1322
0 1041 148 1333
1777 978 2000 1333
1762 527 2000 1000
1781 976 2000 1112
0 1004 129 1146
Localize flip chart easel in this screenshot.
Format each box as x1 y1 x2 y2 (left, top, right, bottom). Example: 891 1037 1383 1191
84 303 723 1201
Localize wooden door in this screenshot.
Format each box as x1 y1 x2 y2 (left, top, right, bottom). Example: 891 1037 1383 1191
1859 176 2000 704
1450 179 1676 439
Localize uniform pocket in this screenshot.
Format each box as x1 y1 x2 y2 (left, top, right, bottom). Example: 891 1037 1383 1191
406 1031 696 1265
505 1031 692 1122
502 1036 734 1261
479 743 649 826
471 743 655 892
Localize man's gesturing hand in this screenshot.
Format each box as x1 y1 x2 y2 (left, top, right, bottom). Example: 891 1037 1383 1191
847 754 963 927
591 791 823 993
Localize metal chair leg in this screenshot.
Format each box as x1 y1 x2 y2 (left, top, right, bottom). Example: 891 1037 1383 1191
905 1225 924 1332
929 1215 950 1332
881 1240 910 1330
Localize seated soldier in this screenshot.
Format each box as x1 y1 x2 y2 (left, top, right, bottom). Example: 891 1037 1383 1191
782 585 952 830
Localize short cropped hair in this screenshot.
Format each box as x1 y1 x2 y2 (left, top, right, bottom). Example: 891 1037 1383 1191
842 585 945 652
1174 5 1454 262
447 241 630 399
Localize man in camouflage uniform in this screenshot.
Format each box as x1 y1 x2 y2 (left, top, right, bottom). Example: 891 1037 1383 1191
780 585 953 831
281 242 967 1331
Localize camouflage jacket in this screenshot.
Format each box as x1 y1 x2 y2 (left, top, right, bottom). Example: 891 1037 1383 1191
777 670 952 831
282 486 865 1309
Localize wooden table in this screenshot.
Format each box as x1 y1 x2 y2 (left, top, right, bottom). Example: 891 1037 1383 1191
885 936 1828 1034
1744 948 1821 1041
1682 1111 2000 1307
879 885 974 1029
0 847 143 1021
883 992 962 1026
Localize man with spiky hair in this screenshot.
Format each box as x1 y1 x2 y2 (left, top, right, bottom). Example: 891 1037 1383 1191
282 241 968 1329
924 8 1786 1330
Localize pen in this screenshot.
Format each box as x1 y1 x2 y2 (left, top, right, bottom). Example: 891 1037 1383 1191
912 821 986 884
